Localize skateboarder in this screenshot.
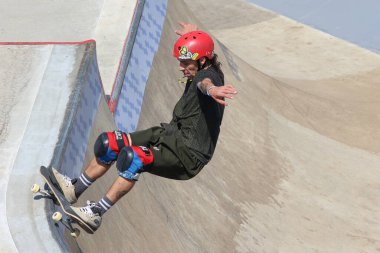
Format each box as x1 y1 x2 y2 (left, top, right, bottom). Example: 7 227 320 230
52 23 237 231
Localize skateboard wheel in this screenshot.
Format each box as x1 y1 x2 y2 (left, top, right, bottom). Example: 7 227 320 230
52 212 63 222
31 184 40 193
70 228 80 238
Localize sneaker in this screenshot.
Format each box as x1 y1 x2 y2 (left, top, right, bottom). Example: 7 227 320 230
70 201 102 231
52 168 77 204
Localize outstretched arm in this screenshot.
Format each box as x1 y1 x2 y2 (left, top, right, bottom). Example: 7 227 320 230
197 78 238 106
175 21 198 36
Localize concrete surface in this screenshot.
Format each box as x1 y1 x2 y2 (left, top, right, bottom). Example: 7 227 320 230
1 0 380 252
0 45 52 253
2 43 93 252
247 0 380 53
186 0 380 153
0 0 138 94
114 0 167 132
75 0 380 252
93 0 138 92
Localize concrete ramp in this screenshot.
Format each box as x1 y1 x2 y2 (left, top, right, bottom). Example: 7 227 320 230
2 0 380 252
0 44 58 253
2 42 113 252
77 0 380 252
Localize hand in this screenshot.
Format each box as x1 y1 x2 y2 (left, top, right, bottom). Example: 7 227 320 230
175 22 198 36
209 84 238 106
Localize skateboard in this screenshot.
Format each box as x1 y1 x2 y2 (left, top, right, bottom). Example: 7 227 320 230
31 166 94 237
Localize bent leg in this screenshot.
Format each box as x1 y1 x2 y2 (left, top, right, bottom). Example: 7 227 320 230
105 176 136 203
84 157 111 180
70 144 153 225
96 145 154 209
94 130 130 165
68 130 131 201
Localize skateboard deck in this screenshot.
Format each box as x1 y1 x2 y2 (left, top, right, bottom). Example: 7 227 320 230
36 166 94 236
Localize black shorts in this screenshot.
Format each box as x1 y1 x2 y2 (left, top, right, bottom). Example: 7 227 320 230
129 126 204 180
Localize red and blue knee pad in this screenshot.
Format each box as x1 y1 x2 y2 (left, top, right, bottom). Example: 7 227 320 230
116 146 154 180
94 130 153 180
94 130 130 165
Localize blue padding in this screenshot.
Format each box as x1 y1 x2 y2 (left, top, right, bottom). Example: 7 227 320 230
118 151 143 180
98 148 117 165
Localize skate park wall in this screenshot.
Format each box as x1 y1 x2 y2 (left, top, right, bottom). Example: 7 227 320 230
4 41 110 252
113 0 167 132
4 0 170 251
78 0 380 252
4 0 380 252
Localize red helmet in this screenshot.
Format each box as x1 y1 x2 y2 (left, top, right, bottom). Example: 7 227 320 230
173 30 214 61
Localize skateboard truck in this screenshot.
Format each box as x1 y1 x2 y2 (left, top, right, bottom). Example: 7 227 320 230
52 211 81 238
31 183 59 205
31 183 81 238
31 183 52 197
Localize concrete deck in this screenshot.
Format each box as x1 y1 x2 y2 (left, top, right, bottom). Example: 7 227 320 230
0 0 138 94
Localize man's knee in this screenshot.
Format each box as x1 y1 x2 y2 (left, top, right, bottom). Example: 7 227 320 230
116 146 154 181
94 130 130 165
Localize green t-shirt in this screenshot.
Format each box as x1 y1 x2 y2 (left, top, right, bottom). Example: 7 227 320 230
169 67 225 164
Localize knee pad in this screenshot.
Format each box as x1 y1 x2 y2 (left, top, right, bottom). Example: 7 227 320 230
116 146 154 181
94 130 129 165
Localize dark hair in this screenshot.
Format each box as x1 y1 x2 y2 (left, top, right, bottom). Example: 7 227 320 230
198 54 224 83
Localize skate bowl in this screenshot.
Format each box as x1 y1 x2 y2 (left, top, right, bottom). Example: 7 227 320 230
3 0 380 252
